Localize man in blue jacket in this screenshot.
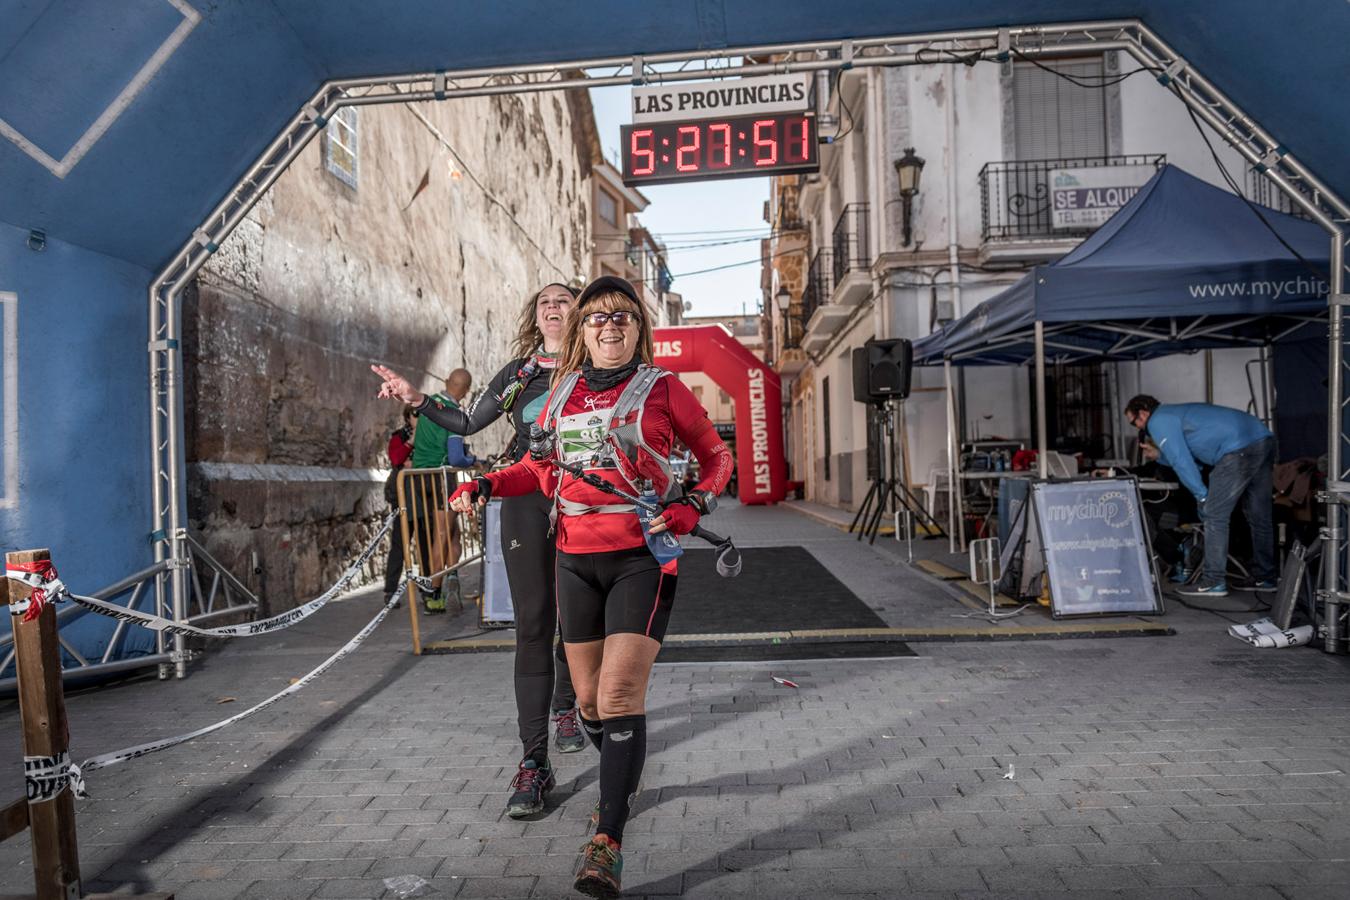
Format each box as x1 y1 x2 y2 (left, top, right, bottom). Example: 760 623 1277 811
1124 395 1277 597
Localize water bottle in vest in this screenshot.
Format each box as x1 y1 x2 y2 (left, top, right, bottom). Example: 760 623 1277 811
636 480 683 567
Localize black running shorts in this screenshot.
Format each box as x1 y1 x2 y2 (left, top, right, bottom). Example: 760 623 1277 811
555 547 678 643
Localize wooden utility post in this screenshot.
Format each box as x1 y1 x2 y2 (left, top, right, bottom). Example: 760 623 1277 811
5 548 81 900
3 549 173 900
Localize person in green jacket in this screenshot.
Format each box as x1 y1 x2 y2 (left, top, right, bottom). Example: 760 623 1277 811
411 369 476 612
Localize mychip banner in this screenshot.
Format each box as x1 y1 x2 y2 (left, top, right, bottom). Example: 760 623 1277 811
1030 478 1163 618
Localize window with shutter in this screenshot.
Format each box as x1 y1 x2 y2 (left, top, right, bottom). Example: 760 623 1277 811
1013 59 1107 161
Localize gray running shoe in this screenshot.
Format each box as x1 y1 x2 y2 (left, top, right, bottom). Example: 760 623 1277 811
553 707 586 754
506 759 555 818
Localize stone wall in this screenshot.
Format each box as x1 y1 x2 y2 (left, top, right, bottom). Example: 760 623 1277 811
184 91 593 610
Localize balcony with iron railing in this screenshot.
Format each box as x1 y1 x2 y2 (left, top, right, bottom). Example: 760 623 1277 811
800 248 833 326
776 307 808 376
830 202 871 306
979 154 1165 263
1246 166 1314 221
801 247 850 353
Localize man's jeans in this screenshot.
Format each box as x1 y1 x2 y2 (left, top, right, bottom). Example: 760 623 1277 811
1201 436 1277 585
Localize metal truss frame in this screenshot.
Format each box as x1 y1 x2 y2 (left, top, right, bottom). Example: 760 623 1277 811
146 19 1350 676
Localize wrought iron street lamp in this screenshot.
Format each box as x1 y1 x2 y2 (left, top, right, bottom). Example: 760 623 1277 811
894 147 925 247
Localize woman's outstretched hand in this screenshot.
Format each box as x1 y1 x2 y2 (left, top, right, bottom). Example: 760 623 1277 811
370 364 425 406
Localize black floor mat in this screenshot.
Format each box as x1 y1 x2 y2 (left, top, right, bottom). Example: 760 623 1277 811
666 546 887 634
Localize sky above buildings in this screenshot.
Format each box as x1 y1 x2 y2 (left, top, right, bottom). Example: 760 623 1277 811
589 83 770 318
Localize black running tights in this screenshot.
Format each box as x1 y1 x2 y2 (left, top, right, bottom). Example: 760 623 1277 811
499 492 575 760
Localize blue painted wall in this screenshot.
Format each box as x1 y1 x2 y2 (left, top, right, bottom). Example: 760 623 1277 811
0 219 156 671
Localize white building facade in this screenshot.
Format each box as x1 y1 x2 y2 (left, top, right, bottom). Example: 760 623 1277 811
766 50 1270 513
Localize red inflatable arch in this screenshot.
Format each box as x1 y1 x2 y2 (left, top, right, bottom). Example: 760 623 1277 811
653 325 786 505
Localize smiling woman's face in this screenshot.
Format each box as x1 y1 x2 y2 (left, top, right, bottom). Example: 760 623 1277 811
535 285 574 349
581 297 641 369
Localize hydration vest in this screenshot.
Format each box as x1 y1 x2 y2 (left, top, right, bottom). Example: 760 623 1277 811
541 364 679 518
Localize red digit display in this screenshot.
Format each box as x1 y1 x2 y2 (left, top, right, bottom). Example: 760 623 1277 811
675 125 701 172
752 119 778 166
785 116 810 163
630 128 655 176
709 123 732 169
621 113 817 186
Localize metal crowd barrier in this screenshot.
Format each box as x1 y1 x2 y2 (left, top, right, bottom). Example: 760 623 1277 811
394 464 485 654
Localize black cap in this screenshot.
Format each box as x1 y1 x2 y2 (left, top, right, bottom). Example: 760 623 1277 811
576 275 639 309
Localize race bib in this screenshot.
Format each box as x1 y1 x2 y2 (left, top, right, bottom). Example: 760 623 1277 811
557 407 614 467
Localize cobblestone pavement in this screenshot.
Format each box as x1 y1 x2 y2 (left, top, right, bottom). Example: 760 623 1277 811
3 502 1350 899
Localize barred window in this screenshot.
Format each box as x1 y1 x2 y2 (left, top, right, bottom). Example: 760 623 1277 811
324 107 359 189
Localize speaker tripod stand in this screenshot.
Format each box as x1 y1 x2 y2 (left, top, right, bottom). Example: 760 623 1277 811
849 399 947 545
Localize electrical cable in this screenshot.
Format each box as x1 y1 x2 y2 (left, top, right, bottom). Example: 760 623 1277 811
832 78 857 143
1008 47 1162 88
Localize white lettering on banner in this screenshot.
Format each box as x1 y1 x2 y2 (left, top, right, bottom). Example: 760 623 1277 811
632 74 810 123
1043 491 1133 529
746 367 772 494
654 340 683 358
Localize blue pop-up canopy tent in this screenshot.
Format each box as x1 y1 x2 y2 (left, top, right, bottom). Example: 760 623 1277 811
913 164 1330 539
914 165 1331 367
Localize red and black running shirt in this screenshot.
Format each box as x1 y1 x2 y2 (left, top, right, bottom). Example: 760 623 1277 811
483 370 733 554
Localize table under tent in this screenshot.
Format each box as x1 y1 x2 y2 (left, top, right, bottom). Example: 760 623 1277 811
912 164 1331 550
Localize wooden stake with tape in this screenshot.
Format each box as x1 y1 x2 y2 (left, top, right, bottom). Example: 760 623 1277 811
3 549 173 900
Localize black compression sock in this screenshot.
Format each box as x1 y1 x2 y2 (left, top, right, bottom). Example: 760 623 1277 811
596 715 646 844
580 715 605 752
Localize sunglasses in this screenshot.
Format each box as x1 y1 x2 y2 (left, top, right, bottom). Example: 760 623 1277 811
582 310 640 328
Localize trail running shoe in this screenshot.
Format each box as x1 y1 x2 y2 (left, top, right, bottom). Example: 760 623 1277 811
553 707 586 754
506 759 555 818
422 592 446 614
1177 582 1229 598
573 834 623 898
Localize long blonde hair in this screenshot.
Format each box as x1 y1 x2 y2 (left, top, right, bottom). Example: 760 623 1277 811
511 283 578 361
554 291 655 383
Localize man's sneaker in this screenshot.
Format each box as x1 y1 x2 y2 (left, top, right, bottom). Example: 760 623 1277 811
573 834 623 898
1250 579 1280 593
553 707 586 754
506 759 555 818
1178 582 1229 598
1168 566 1192 584
422 593 446 614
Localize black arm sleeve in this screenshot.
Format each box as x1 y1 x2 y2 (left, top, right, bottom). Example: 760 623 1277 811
415 360 517 435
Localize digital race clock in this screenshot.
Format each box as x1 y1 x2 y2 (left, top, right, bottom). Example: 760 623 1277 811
620 112 818 187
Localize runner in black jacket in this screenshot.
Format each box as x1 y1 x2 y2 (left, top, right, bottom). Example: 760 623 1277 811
372 283 583 817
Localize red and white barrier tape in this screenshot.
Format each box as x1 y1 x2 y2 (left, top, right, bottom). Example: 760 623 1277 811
5 559 67 622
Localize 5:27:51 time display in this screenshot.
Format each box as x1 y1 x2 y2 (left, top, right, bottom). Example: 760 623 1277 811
621 112 818 187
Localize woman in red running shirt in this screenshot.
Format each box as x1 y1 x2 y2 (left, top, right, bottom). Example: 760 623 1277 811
450 276 731 898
